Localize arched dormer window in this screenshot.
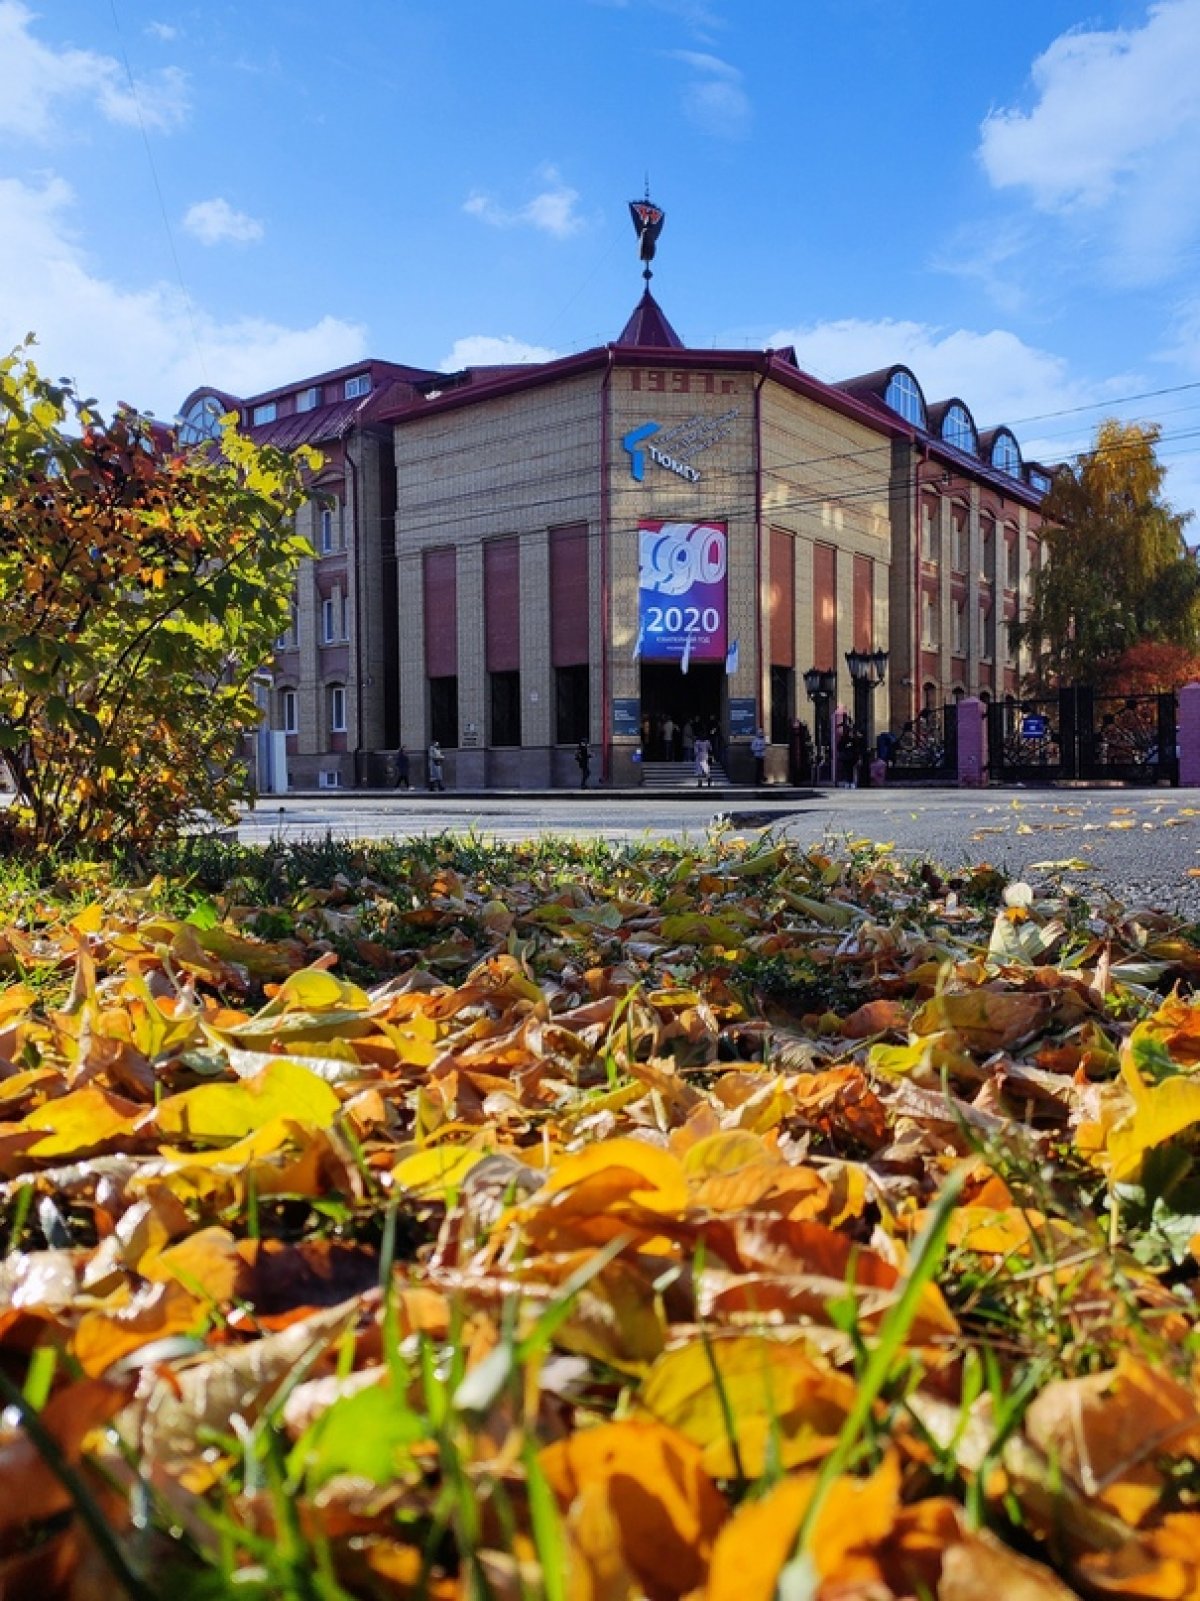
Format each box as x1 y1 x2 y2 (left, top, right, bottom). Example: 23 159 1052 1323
178 393 226 445
991 430 1021 476
942 403 978 456
884 369 926 428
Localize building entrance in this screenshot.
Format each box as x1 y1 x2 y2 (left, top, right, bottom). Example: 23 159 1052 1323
638 663 725 761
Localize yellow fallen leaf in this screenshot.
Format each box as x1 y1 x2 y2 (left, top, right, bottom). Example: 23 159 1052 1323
150 1059 340 1145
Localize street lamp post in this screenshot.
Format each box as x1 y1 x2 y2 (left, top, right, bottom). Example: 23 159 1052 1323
844 647 889 788
803 666 837 784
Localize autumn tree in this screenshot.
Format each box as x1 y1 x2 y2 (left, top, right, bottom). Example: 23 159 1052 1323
0 343 317 854
1012 418 1199 691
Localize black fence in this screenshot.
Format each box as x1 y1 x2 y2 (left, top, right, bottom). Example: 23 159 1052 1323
986 688 1177 786
888 704 958 781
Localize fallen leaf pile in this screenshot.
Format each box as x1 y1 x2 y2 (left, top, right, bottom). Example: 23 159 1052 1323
4 832 1200 1598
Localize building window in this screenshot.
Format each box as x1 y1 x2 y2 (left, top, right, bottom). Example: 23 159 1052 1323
952 507 968 573
275 602 297 651
942 404 977 456
319 506 335 553
328 684 346 734
252 402 277 425
1005 530 1020 587
770 665 793 747
979 599 992 659
991 431 1021 475
1027 468 1052 494
884 370 926 428
923 681 938 712
953 599 967 656
980 514 995 577
921 589 938 646
490 671 521 748
555 665 589 744
178 393 225 444
321 597 336 643
344 374 371 399
296 386 320 412
429 676 458 747
920 498 939 562
280 689 297 735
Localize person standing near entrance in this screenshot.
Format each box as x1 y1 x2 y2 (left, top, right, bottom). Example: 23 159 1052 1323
575 739 591 789
751 727 767 785
427 739 445 791
694 732 712 787
662 714 676 762
394 747 410 790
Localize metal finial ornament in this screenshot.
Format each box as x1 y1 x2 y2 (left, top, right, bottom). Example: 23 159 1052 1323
628 195 665 283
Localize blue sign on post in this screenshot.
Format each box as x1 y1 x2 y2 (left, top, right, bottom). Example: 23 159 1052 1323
612 697 641 739
729 698 758 739
1021 714 1048 738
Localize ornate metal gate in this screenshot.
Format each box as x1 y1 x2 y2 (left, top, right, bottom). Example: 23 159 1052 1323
986 688 1177 786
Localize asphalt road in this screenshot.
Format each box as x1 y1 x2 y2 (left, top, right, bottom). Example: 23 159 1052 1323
236 785 1200 919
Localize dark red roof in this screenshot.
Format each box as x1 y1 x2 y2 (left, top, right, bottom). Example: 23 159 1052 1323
615 289 684 349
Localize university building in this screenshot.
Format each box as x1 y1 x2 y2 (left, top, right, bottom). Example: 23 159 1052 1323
177 246 1052 789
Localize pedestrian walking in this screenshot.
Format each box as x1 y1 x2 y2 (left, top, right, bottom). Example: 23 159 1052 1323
694 734 713 787
751 727 767 785
575 739 591 789
427 739 445 791
393 747 410 789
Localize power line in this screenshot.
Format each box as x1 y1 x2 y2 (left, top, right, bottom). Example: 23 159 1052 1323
107 0 207 385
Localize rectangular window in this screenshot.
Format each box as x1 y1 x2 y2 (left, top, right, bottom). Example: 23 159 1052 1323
321 597 335 643
344 374 371 399
953 599 967 656
980 515 995 578
296 387 320 412
281 689 297 734
979 598 992 659
490 670 521 747
770 665 793 747
320 507 334 554
1006 532 1020 587
429 675 458 747
952 509 968 573
920 497 939 562
329 685 347 734
252 402 277 425
555 664 589 744
921 589 939 646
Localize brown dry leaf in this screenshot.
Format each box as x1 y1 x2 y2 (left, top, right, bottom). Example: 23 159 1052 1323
539 1420 727 1601
0 1377 129 1531
703 1454 903 1600
1024 1356 1200 1526
638 1334 857 1477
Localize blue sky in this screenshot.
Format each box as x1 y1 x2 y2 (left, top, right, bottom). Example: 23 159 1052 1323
4 0 1200 520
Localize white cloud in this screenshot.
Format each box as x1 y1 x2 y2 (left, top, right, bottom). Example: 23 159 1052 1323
440 334 563 369
182 197 264 246
766 311 1200 523
0 1 189 139
0 175 365 416
978 0 1200 282
667 49 749 137
463 166 584 238
146 21 178 42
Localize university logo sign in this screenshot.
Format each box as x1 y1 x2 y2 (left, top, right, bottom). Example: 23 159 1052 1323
620 407 739 485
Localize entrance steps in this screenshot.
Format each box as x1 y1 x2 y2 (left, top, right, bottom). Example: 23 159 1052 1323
639 759 731 790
